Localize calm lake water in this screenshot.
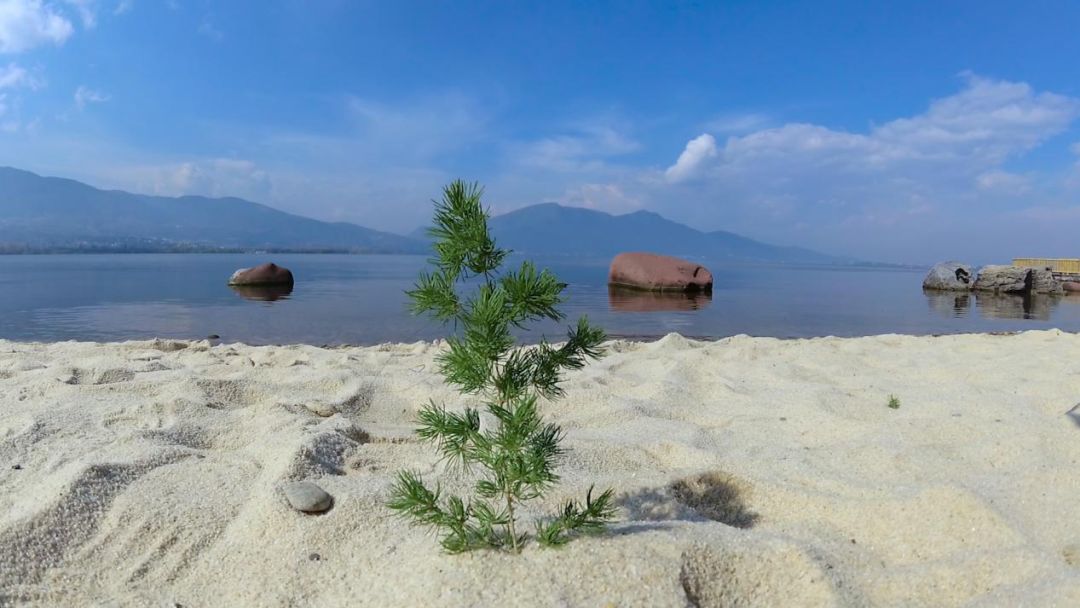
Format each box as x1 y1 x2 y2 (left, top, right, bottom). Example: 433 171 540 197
2 254 1079 345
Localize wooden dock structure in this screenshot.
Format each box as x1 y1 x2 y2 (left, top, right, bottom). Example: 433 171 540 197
1012 258 1080 282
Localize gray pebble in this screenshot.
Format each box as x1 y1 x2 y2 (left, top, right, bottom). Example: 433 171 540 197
309 552 321 562
305 402 337 418
283 481 333 513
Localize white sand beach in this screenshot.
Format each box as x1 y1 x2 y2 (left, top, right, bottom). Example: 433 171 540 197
3 331 1080 606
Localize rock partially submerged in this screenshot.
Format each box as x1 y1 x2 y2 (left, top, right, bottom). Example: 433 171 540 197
922 261 973 291
972 265 1033 294
608 252 713 293
228 263 294 287
1030 268 1064 295
972 265 1064 295
928 262 1066 295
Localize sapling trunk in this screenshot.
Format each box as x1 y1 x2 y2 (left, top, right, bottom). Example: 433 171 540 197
387 180 615 553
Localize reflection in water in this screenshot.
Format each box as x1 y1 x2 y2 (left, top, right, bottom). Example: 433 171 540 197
229 284 294 302
976 292 1056 321
924 289 1061 321
924 291 971 318
608 286 712 312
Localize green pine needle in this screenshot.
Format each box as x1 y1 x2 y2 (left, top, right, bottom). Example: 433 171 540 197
387 180 615 554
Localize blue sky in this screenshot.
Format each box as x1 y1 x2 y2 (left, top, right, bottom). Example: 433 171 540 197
1 1 1079 263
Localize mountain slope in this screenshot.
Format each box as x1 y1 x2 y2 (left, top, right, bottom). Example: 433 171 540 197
0 167 426 253
1 167 849 263
482 203 848 264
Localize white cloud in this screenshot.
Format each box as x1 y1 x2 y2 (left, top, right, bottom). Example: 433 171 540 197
73 84 107 109
557 183 643 214
515 126 639 173
664 133 717 182
0 0 74 53
975 170 1030 195
644 74 1080 261
682 74 1078 180
64 0 95 28
0 61 39 129
113 0 130 15
121 158 273 201
0 61 30 88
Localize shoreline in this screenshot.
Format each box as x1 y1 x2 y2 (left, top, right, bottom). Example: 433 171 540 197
1 326 1072 350
3 330 1080 605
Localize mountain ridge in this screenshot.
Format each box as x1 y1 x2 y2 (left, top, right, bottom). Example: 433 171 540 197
0 166 425 254
0 167 858 264
479 203 851 265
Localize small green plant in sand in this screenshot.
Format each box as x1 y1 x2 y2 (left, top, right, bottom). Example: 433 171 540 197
887 395 901 409
387 180 615 554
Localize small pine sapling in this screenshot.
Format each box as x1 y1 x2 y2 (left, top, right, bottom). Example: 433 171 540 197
387 181 615 553
887 395 901 409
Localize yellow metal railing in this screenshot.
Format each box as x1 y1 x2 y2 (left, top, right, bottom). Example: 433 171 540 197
1013 258 1080 273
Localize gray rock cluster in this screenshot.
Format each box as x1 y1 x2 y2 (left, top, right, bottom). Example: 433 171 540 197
923 262 1064 295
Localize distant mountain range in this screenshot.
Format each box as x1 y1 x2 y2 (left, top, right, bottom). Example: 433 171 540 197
0 166 856 264
0 167 423 254
482 203 850 264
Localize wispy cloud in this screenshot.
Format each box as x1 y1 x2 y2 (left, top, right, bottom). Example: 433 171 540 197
73 85 108 109
64 0 97 28
118 158 273 201
197 17 222 41
514 126 640 173
0 61 31 89
342 91 488 161
703 112 772 135
0 0 74 53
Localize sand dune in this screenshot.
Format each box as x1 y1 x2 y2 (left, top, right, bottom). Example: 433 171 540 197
2 331 1080 606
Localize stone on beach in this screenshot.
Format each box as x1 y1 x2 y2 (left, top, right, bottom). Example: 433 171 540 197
228 263 294 287
608 252 713 293
922 261 973 291
283 481 333 513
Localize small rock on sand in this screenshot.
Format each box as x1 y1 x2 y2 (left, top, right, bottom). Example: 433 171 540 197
283 481 333 513
304 402 338 417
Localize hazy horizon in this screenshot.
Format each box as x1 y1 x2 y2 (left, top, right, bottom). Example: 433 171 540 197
1 1 1079 265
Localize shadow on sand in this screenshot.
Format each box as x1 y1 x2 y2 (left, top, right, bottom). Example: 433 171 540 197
616 471 759 529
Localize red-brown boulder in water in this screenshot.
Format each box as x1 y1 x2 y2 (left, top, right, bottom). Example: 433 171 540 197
228 263 294 286
608 252 713 293
1064 282 1080 293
